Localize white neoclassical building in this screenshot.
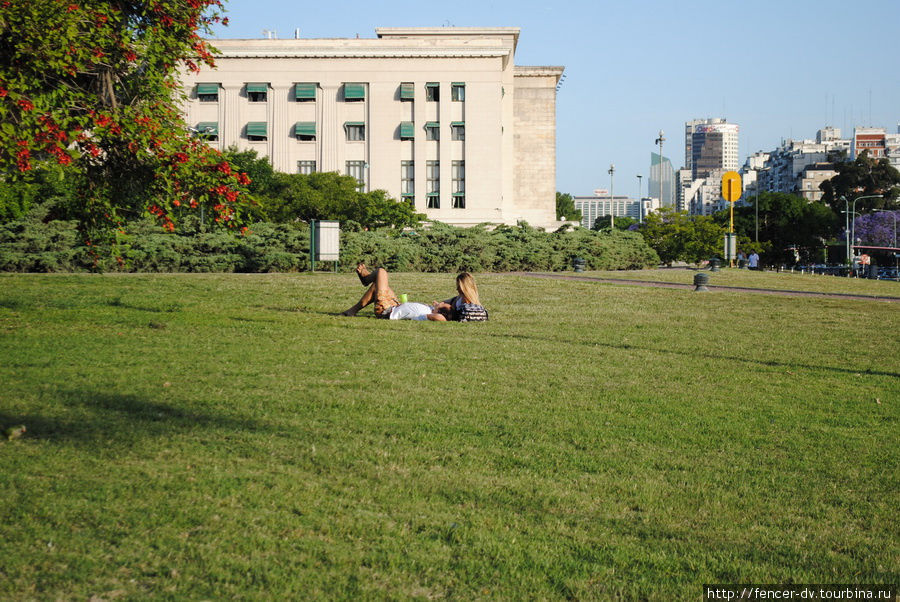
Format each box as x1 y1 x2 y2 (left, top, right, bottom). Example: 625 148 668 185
179 27 565 228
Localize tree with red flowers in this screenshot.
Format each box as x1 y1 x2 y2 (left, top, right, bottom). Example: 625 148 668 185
0 0 252 232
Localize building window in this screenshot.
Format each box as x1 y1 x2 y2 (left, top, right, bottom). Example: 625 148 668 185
195 122 218 141
401 160 414 203
246 122 267 141
294 122 316 141
197 83 219 102
345 122 365 141
246 83 268 102
425 122 439 141
346 160 366 192
294 83 317 102
399 121 414 140
452 160 465 208
425 82 439 102
451 82 465 102
344 83 365 101
451 122 465 141
298 161 316 175
399 82 414 101
426 160 439 208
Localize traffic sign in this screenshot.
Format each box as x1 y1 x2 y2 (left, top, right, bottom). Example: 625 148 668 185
721 171 742 203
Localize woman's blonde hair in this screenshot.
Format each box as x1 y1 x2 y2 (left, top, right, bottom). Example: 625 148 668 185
456 272 480 305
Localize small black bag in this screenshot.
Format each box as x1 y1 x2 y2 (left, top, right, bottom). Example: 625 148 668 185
457 303 488 322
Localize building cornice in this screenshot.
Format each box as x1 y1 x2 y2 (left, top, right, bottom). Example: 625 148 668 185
514 66 565 77
207 39 512 60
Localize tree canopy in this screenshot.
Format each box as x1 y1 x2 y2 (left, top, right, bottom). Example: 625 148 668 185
555 192 582 222
0 0 252 232
820 153 900 213
638 207 724 265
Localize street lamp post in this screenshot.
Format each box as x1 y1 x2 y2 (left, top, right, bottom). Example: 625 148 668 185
844 194 883 275
754 167 769 243
636 174 643 223
655 130 665 207
608 164 615 229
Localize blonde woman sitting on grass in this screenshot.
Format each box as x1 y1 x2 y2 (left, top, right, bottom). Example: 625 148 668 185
340 265 488 322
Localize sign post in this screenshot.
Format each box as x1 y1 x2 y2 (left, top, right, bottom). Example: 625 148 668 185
721 171 742 267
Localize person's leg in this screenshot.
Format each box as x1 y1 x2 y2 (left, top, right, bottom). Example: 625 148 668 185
341 267 397 316
356 263 375 286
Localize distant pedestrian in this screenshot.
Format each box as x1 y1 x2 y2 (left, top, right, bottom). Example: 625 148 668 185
748 252 759 270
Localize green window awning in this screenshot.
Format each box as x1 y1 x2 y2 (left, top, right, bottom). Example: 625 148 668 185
197 83 219 95
344 121 365 128
246 122 267 137
400 82 414 100
294 83 316 100
425 82 439 88
246 83 268 93
344 83 365 100
294 122 316 136
452 192 466 197
425 121 439 129
451 121 465 127
452 82 465 87
400 122 414 138
196 122 218 135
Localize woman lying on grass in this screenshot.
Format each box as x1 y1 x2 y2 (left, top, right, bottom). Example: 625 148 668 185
340 265 488 322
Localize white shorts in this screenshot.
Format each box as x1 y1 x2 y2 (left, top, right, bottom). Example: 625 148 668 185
388 302 432 321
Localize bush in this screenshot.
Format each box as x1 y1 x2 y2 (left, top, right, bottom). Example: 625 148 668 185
0 217 659 273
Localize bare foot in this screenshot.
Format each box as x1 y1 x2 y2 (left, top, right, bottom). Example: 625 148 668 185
356 263 373 286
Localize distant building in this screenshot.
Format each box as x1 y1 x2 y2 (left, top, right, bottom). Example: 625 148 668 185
574 190 658 228
178 27 564 228
648 152 675 207
685 118 739 179
852 127 887 160
747 128 850 199
798 163 838 202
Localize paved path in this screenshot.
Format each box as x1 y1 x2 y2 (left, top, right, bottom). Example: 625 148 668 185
511 272 900 303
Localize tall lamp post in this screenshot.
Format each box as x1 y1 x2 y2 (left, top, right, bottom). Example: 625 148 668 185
608 164 615 229
636 174 643 222
754 166 769 243
655 130 665 207
844 194 883 272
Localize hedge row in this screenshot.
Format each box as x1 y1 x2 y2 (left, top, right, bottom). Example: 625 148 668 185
0 211 659 273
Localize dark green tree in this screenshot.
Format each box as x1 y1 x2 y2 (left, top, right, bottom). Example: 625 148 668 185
555 192 582 221
638 207 724 265
593 215 637 231
820 153 900 213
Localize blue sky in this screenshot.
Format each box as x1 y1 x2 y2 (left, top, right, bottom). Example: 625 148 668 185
208 0 899 199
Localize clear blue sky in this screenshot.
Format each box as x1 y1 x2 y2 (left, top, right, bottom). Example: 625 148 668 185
209 0 899 199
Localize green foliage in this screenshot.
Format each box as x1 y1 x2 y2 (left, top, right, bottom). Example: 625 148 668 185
593 215 637 231
0 216 659 273
555 191 582 221
0 0 253 233
714 193 839 264
638 207 725 264
820 153 900 211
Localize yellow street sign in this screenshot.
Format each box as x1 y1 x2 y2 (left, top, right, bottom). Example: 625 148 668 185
721 171 742 203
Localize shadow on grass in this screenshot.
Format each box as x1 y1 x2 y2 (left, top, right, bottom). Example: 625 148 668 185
487 332 900 379
0 389 272 446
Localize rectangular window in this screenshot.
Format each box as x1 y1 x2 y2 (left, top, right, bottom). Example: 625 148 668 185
345 122 365 141
400 82 414 101
298 160 316 175
246 122 267 141
425 82 439 102
197 83 219 102
452 160 465 208
344 83 365 101
451 82 465 102
451 122 465 141
294 83 317 101
294 122 316 141
399 121 414 140
425 122 439 141
246 83 268 102
196 122 218 141
346 160 366 192
401 160 414 196
427 160 439 208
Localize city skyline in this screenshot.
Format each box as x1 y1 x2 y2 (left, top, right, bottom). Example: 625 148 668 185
207 0 900 200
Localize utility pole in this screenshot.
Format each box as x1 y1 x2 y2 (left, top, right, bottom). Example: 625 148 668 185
636 174 643 222
608 164 615 229
655 130 666 207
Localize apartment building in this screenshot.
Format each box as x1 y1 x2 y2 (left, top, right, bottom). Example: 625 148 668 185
179 28 565 228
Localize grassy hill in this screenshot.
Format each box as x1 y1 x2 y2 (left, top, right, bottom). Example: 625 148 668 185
1 272 897 599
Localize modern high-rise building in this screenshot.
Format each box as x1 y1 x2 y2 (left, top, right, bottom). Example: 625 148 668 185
684 118 740 180
648 152 675 207
178 28 564 228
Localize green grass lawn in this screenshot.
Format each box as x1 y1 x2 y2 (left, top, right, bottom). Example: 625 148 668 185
0 272 897 600
577 267 900 296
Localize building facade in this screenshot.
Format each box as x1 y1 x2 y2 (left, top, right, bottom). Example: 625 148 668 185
648 152 675 207
179 28 564 228
685 118 739 179
574 192 658 228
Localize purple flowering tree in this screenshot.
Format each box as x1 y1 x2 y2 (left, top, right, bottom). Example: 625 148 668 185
852 211 900 247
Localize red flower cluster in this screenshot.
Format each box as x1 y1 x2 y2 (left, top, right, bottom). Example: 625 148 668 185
0 87 7 98
236 172 251 185
173 152 189 164
216 161 231 174
17 99 34 111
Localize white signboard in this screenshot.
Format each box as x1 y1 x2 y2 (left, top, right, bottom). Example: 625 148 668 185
314 221 340 261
